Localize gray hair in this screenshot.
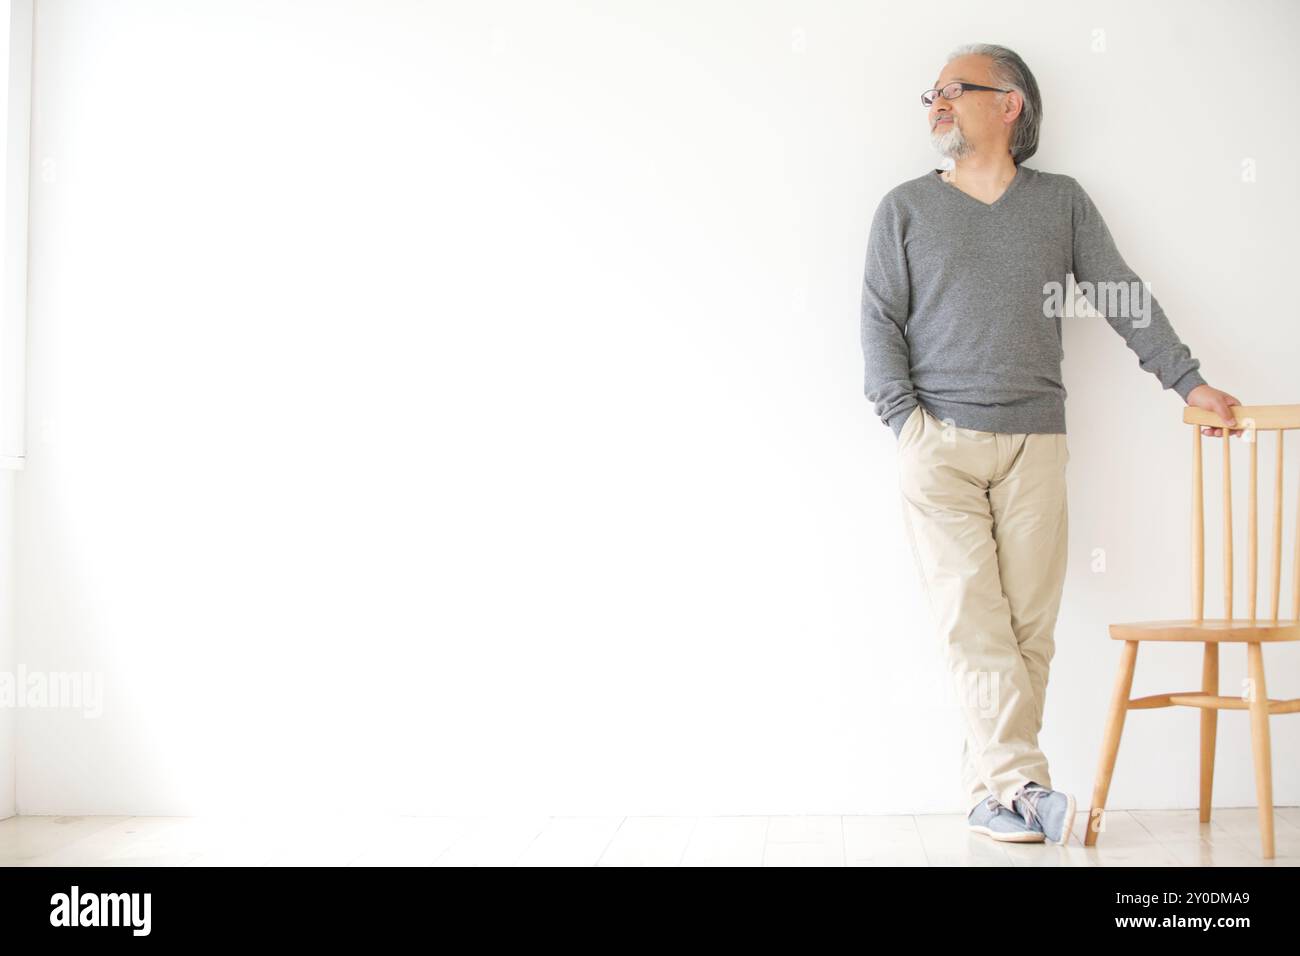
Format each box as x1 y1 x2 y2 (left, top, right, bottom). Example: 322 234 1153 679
945 43 1041 165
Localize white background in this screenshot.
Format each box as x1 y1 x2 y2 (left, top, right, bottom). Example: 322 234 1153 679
7 0 1298 816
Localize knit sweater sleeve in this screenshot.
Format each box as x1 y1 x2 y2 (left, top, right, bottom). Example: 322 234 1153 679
860 193 919 438
1068 177 1207 401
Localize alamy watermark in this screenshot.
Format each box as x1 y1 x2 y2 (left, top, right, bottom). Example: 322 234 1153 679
1043 274 1152 328
0 665 103 718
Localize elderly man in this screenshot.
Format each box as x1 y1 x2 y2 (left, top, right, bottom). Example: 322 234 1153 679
860 43 1243 845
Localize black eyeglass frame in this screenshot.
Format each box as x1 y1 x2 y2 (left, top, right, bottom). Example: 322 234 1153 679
920 81 1012 107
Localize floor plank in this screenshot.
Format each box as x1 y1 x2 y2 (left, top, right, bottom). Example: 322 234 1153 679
1 808 1294 866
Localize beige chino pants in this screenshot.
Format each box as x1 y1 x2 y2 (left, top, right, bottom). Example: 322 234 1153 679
895 404 1070 811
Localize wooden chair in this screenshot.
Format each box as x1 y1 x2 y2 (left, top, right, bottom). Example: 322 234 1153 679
1086 404 1300 859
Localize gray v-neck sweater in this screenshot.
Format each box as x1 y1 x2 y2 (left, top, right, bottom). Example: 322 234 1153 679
860 164 1206 438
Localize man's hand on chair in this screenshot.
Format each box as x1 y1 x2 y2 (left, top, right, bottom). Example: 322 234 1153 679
1186 384 1244 437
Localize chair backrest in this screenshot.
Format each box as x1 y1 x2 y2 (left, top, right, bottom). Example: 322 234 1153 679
1183 404 1300 622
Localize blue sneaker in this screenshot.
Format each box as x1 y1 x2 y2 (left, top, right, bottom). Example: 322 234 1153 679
1011 782 1076 845
967 794 1045 843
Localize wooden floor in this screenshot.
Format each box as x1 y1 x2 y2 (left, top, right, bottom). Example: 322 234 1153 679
1 807 1297 865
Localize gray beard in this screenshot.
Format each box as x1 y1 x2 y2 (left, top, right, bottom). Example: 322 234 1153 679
931 123 974 160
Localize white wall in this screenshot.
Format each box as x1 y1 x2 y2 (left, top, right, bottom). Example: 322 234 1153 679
0 0 32 820
12 0 1299 816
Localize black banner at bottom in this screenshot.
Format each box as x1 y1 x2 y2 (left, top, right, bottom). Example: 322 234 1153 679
0 864 1284 941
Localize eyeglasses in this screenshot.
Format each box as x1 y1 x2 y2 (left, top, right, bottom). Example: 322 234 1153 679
920 81 1011 107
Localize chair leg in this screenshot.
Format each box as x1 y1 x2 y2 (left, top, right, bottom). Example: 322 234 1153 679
1086 639 1139 847
1245 641 1275 859
1199 643 1219 824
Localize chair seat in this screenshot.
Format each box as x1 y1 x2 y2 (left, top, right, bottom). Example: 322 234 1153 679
1109 618 1300 642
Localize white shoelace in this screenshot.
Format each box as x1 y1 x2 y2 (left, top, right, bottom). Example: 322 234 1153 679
1014 785 1046 829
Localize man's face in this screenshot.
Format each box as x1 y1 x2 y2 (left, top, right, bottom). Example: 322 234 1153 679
928 54 1016 162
